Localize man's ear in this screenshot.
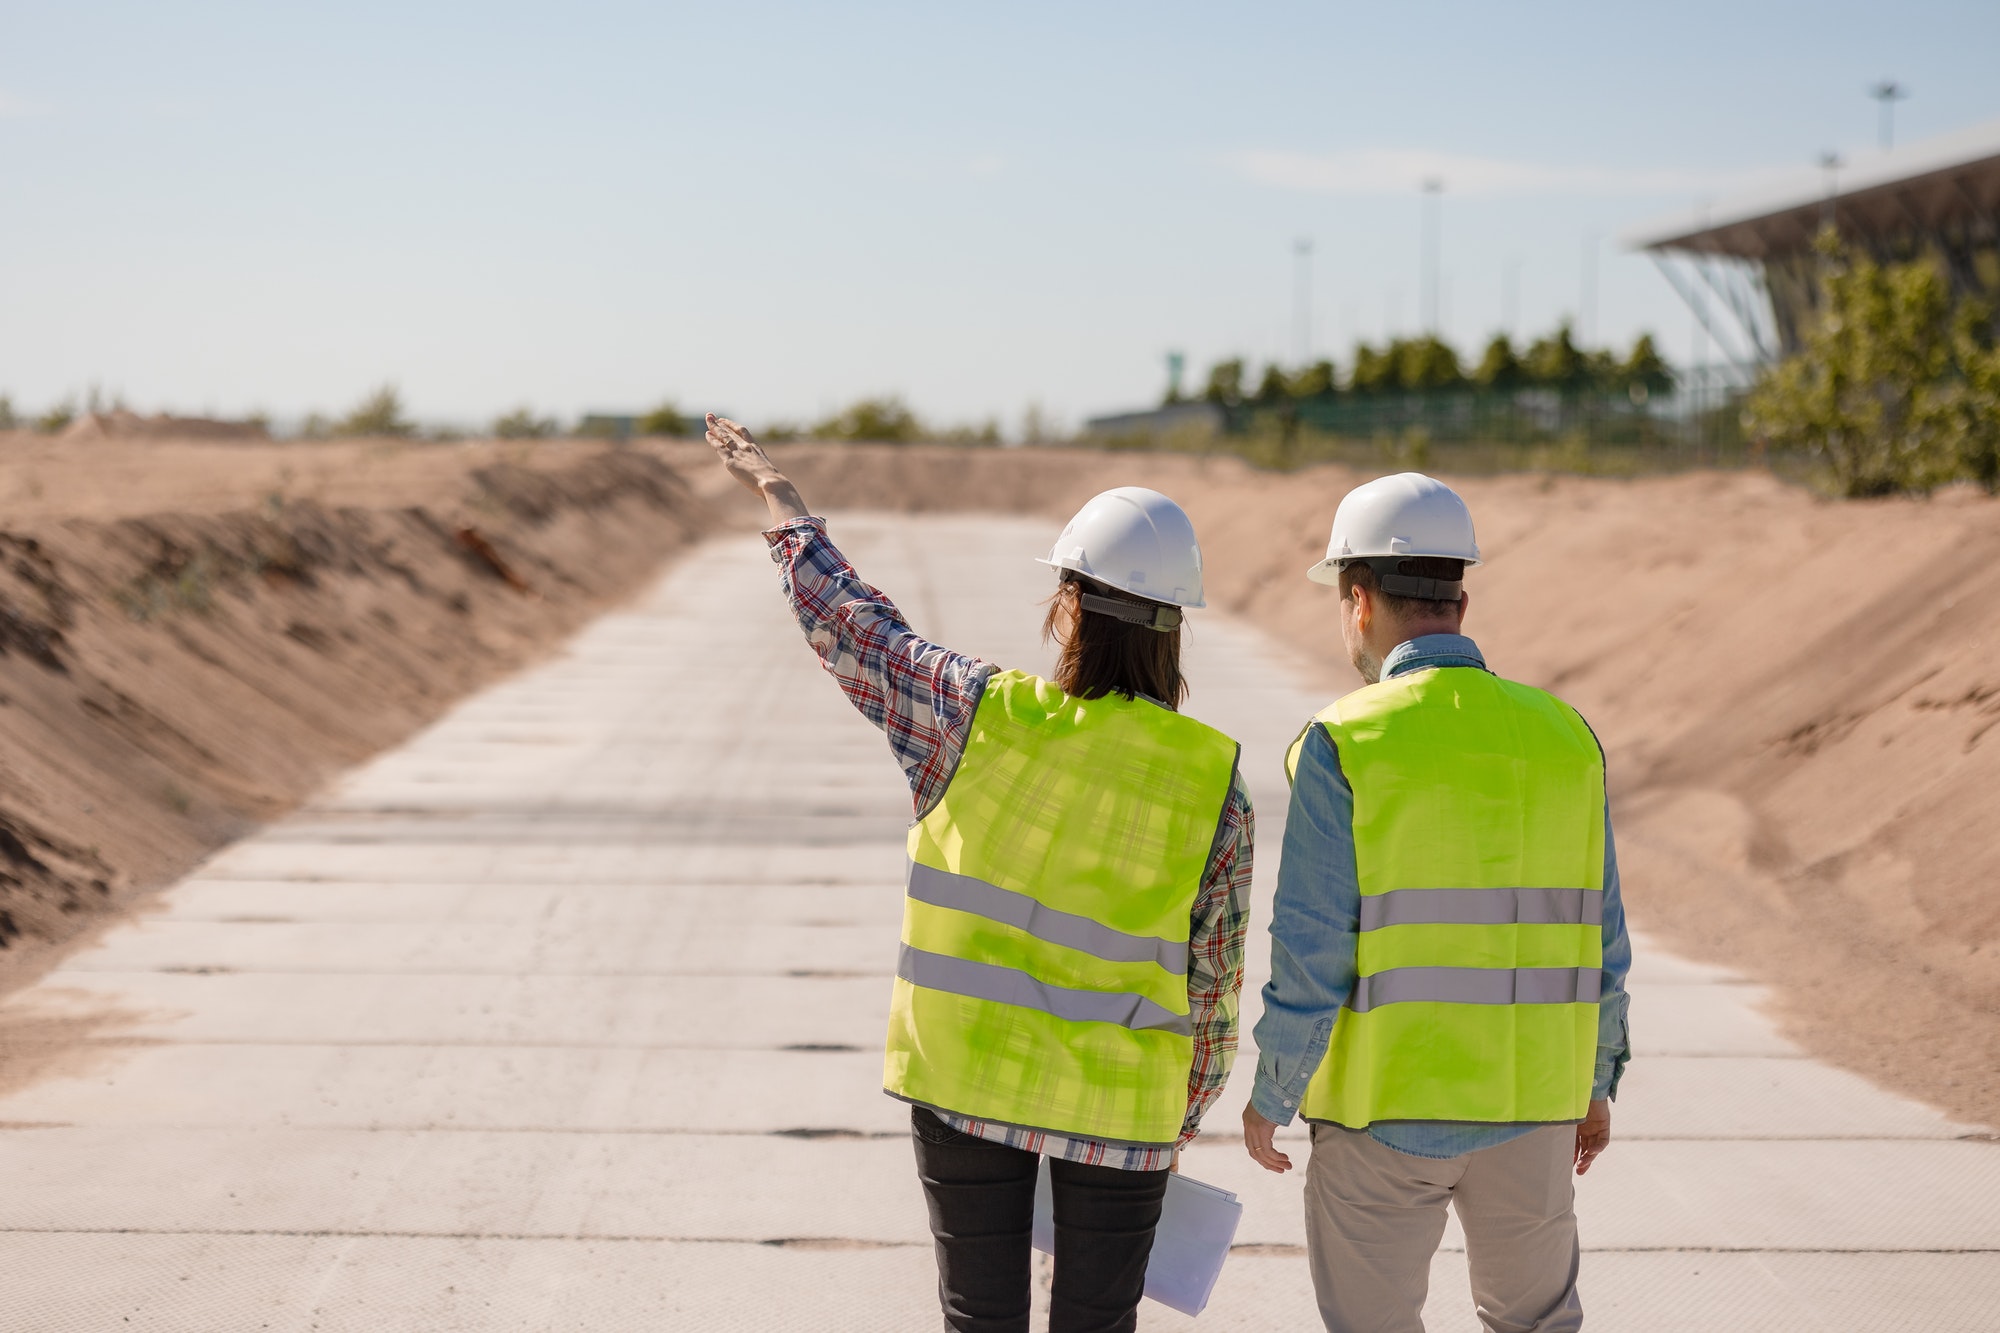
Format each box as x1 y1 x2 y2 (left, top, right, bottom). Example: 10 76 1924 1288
1349 583 1372 633
1456 589 1471 629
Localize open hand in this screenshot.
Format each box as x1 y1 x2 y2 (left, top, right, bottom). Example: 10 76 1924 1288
705 414 781 492
704 414 808 523
1243 1104 1293 1174
1574 1098 1611 1175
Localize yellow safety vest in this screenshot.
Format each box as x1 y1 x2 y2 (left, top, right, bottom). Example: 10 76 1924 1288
1284 666 1604 1127
885 669 1239 1146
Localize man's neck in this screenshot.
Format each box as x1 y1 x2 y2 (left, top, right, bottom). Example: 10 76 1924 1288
1373 622 1461 658
1357 625 1471 684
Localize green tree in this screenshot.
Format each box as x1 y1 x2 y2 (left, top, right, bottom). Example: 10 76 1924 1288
1395 336 1464 390
1524 323 1588 391
0 395 17 430
1620 334 1675 399
1746 231 2000 496
1349 343 1397 394
638 402 689 436
493 406 557 439
1290 360 1337 399
336 385 416 437
1201 359 1245 406
1583 348 1621 389
814 396 923 442
1472 335 1525 390
1252 364 1292 404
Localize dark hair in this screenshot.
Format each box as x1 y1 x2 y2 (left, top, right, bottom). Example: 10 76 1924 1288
1339 557 1467 619
1042 572 1187 708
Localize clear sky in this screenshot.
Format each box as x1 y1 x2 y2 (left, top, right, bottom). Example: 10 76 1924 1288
4 1 1998 434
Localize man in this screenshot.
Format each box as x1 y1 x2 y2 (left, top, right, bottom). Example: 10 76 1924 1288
1242 472 1631 1333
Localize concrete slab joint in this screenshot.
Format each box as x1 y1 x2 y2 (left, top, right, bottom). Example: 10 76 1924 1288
1 517 1994 1332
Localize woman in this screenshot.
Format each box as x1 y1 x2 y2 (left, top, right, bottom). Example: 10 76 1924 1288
705 414 1252 1333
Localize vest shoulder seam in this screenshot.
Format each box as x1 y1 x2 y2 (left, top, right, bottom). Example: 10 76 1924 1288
912 664 995 824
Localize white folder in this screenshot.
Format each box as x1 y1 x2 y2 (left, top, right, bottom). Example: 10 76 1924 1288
1031 1157 1243 1316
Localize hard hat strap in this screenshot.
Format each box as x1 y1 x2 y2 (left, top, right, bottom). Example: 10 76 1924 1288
1079 591 1182 632
1376 573 1463 602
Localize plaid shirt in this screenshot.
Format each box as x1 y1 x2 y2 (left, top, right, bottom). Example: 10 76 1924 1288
767 517 1253 1172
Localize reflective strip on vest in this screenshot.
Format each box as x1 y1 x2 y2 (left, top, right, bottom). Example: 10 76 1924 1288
1357 886 1603 931
1348 964 1601 1012
907 863 1190 975
898 944 1194 1035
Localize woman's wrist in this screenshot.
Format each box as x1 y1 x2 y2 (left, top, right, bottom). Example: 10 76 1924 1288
759 474 810 523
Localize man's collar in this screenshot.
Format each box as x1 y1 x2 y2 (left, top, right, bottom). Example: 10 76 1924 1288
1383 633 1487 679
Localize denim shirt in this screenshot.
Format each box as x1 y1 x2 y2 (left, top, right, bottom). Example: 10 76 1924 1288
1250 634 1633 1159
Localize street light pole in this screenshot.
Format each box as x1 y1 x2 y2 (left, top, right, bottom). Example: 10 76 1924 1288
1870 80 1908 151
1293 237 1314 366
1580 232 1599 347
1818 151 1844 231
1420 178 1443 335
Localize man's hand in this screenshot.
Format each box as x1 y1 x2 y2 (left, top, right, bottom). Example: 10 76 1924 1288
1574 1098 1611 1175
1242 1104 1293 1174
704 414 809 523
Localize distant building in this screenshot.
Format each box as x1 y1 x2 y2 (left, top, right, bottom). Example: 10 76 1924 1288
1081 401 1226 440
1628 120 2000 365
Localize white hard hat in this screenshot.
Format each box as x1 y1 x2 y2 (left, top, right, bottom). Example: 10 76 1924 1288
1040 486 1206 609
1306 472 1480 586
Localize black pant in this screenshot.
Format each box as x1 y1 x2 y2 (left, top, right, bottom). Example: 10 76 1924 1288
910 1106 1169 1333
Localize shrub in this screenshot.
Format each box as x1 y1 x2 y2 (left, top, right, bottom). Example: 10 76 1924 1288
336 385 417 438
35 400 75 434
813 396 923 443
493 406 558 439
1746 231 2000 496
638 402 689 437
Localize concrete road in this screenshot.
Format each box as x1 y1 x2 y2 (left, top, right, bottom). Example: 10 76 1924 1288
2 515 1995 1331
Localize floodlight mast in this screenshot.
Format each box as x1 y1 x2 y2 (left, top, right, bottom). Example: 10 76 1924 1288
1293 237 1314 365
1870 80 1909 151
1581 231 1599 347
1818 151 1844 230
1420 178 1444 335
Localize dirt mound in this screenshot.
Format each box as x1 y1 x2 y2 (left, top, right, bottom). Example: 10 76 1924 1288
687 442 2000 1129
4 430 1991 1128
59 411 270 443
0 448 713 987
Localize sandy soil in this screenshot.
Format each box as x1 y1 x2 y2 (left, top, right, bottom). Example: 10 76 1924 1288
0 436 713 994
0 430 617 521
3 432 1993 1132
682 442 2000 1131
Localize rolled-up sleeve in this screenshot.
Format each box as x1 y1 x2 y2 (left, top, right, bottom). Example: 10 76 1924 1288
764 517 991 813
1594 809 1633 1100
1180 774 1254 1144
1250 723 1359 1126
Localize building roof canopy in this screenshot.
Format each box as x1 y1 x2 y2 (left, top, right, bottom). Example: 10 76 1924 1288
1627 119 2000 259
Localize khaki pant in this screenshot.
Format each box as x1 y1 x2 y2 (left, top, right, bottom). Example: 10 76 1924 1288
1303 1123 1582 1333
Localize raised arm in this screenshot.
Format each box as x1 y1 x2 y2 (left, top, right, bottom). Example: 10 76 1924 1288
706 414 810 525
704 414 993 814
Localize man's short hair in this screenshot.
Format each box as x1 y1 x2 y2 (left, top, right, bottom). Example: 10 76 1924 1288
1338 557 1467 617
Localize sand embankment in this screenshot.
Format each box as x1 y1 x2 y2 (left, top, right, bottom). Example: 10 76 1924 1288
2 433 1993 1131
0 437 712 992
682 442 2000 1131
